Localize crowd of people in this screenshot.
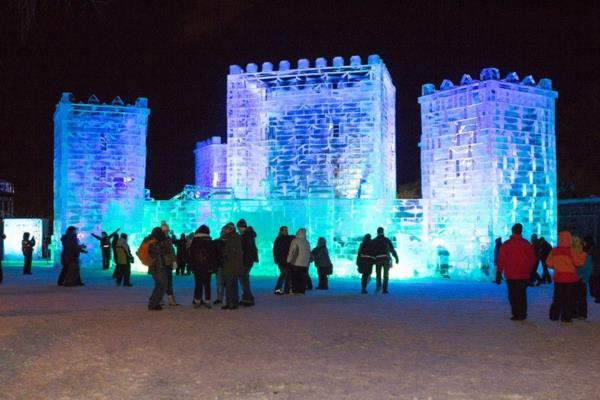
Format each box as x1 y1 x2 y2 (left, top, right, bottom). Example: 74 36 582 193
1 218 600 323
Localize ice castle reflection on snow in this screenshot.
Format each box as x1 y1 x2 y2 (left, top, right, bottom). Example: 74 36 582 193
53 56 558 280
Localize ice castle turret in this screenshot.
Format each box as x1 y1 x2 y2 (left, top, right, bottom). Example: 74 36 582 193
226 54 396 199
54 93 150 264
194 136 227 188
419 69 558 273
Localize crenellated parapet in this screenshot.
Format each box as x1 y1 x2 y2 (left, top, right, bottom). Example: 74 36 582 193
229 54 383 75
420 67 557 97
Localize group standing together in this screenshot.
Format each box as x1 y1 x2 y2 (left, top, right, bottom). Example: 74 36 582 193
497 223 599 322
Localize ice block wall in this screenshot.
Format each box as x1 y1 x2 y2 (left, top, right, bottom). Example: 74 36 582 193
54 93 150 265
194 136 227 188
226 55 396 199
139 197 424 278
419 68 558 275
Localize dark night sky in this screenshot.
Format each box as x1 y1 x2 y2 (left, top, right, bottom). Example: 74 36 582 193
1 0 599 218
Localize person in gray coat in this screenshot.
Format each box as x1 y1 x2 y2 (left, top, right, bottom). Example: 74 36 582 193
287 228 311 294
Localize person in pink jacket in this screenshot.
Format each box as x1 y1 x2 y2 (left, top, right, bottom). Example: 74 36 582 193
546 231 587 322
497 224 536 321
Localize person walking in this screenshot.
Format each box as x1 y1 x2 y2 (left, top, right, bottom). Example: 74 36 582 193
371 227 399 294
539 237 553 284
59 226 87 287
529 234 543 286
189 225 218 309
589 236 600 303
213 227 226 305
287 228 311 295
357 234 375 294
21 232 35 275
546 230 587 322
497 224 536 321
273 226 294 295
311 237 333 290
221 223 242 310
114 233 134 287
91 229 119 270
237 219 258 306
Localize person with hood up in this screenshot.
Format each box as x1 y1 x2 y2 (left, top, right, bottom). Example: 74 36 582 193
114 233 134 287
221 222 242 309
287 228 311 295
357 234 376 294
311 237 333 290
189 225 218 308
237 219 258 306
546 230 587 322
497 223 536 321
59 226 87 286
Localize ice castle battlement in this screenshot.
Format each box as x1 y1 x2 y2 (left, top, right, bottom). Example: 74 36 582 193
420 67 557 97
229 54 384 75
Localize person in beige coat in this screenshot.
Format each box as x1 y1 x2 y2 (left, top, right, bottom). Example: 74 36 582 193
287 228 311 294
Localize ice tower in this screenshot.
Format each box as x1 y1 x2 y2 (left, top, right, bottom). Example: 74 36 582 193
419 68 558 273
54 93 150 264
194 136 227 188
226 55 396 199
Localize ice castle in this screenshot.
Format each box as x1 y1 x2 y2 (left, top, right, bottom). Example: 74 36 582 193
53 56 558 280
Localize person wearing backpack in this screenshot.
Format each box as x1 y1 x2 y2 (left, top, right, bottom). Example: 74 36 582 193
311 237 333 290
147 227 170 311
189 225 218 308
371 227 398 294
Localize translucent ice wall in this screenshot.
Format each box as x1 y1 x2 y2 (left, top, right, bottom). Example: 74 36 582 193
53 93 150 266
194 137 227 188
138 197 425 279
419 69 558 274
227 55 396 199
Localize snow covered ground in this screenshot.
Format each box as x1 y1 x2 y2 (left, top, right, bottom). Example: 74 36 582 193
1 266 599 400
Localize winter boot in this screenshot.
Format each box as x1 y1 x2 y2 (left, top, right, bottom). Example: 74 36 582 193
168 294 180 307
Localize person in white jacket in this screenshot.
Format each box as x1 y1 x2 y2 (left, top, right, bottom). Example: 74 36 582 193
287 228 311 294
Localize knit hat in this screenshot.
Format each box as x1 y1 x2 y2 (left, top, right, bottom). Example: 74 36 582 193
196 225 210 234
237 219 247 228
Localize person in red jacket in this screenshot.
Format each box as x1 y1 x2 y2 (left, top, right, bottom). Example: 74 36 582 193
497 224 536 321
546 231 587 323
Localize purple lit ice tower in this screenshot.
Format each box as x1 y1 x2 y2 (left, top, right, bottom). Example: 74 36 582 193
419 68 558 273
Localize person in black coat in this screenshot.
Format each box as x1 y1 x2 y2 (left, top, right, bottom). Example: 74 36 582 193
58 226 87 286
189 225 218 308
539 237 553 284
357 234 375 294
175 233 189 275
371 227 398 294
237 219 258 306
273 226 294 295
92 229 119 270
21 232 35 275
